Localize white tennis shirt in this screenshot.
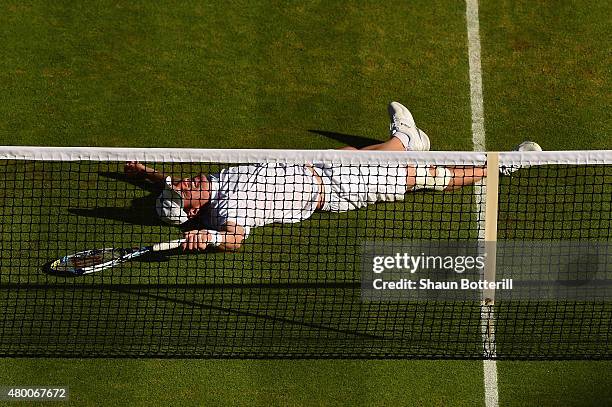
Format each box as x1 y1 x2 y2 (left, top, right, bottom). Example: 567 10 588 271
205 163 320 238
203 163 408 238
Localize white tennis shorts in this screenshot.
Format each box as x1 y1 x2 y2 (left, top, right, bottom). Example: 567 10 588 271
313 164 408 212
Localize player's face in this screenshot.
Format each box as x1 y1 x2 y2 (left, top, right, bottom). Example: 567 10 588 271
173 175 210 219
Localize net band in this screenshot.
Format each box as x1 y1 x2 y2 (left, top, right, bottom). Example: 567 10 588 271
1 146 610 165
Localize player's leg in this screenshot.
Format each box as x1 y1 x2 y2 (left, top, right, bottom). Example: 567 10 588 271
406 165 487 191
444 166 487 190
338 101 431 152
404 141 542 191
338 137 406 151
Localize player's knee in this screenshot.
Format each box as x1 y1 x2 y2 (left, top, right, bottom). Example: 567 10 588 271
412 165 452 191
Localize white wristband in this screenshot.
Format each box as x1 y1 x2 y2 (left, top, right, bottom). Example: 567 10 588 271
208 230 223 247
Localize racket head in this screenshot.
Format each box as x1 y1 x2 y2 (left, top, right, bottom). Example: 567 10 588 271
49 248 127 275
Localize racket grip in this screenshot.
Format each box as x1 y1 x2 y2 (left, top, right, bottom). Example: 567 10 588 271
152 239 186 252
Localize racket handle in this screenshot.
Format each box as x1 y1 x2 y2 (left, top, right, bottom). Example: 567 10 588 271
152 239 186 252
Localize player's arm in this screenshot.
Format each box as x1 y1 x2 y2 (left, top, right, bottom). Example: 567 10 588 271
124 161 168 185
181 223 246 252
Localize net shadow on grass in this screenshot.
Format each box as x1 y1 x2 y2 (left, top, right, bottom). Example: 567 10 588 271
0 280 381 341
108 284 385 339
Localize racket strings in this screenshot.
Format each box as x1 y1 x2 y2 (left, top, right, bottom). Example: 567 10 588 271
62 249 123 272
70 254 105 268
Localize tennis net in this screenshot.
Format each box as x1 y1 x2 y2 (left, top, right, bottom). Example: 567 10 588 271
0 147 610 359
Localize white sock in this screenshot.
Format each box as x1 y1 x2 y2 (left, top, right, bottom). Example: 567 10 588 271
392 131 411 151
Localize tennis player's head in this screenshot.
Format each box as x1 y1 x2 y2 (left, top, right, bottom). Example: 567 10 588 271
156 175 211 225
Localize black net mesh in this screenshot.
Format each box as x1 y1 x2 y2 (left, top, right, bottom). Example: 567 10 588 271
495 164 611 359
0 153 609 359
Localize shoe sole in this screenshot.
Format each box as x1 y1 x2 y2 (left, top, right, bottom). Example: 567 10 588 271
416 128 431 151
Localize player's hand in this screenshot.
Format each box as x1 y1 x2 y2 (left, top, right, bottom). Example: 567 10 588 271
124 161 147 177
181 230 211 252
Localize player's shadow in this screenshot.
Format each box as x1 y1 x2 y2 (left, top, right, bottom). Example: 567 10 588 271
98 171 160 193
68 204 162 226
308 129 381 148
67 172 165 226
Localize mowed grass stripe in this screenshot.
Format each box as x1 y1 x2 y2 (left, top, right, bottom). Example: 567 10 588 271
0 359 486 406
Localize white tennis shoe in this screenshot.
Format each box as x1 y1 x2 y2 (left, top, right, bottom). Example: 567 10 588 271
387 101 431 151
500 141 543 176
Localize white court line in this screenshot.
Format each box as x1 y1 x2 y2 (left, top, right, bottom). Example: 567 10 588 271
466 0 499 406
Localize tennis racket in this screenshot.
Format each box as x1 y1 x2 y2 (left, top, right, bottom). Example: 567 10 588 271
49 239 186 276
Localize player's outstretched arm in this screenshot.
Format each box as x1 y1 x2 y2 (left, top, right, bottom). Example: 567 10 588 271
124 161 168 185
181 223 246 252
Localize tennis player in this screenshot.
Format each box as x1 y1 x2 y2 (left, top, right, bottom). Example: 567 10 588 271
125 101 540 252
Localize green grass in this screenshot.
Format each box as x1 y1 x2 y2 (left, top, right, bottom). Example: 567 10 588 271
480 0 611 151
0 359 486 406
498 361 612 407
0 0 473 150
0 0 611 405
